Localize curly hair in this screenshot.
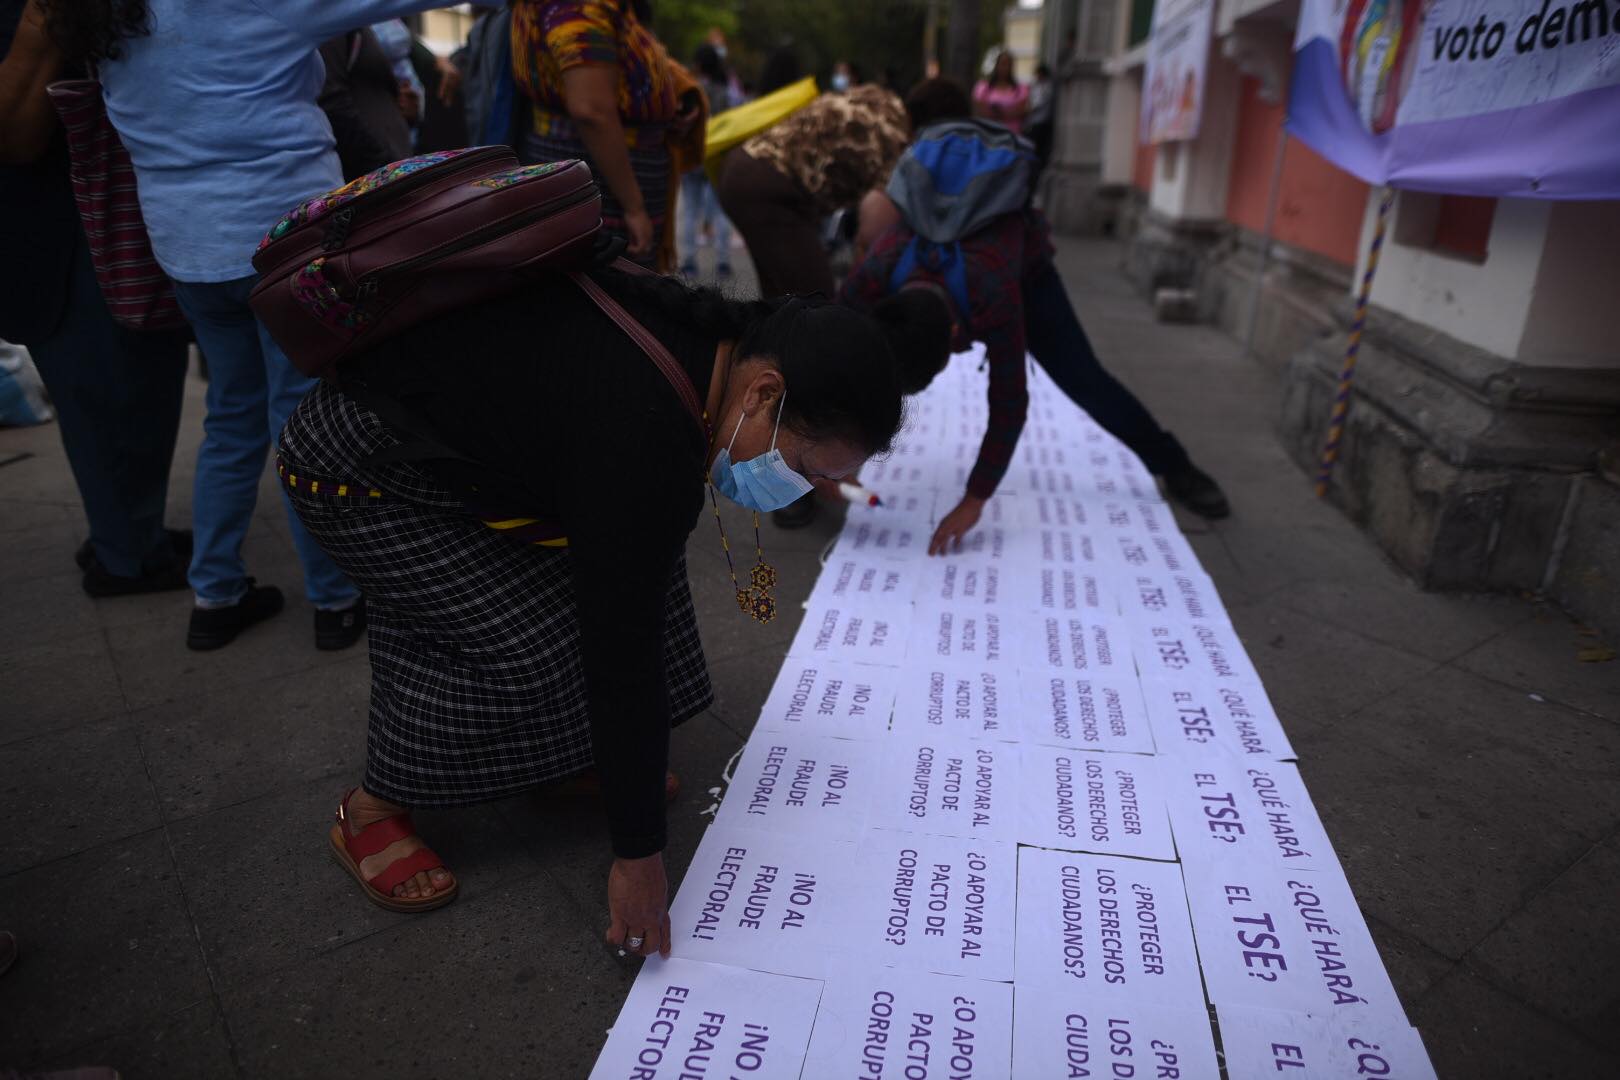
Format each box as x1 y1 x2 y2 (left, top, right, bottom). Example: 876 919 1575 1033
38 0 151 64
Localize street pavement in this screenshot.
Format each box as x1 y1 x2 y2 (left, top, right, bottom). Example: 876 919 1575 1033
1 237 1615 1078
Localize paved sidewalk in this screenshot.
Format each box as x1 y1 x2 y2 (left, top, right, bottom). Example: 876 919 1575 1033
1 238 1615 1078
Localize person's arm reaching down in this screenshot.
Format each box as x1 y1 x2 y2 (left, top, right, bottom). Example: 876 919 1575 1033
559 403 696 958
929 298 1028 554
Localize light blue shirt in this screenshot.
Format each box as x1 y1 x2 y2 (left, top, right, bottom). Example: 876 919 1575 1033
100 0 434 283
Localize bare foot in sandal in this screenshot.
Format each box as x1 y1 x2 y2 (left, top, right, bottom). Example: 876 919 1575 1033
330 788 458 910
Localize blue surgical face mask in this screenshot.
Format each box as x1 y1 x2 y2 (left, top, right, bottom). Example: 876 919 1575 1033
709 392 814 512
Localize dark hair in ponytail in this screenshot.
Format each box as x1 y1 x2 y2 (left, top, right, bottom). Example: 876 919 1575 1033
871 288 953 394
597 269 904 457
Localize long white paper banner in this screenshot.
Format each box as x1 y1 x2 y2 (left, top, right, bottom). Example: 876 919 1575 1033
592 343 1435 1075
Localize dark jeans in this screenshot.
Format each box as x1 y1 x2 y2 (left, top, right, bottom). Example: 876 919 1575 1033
27 236 189 578
716 149 834 298
1023 262 1190 475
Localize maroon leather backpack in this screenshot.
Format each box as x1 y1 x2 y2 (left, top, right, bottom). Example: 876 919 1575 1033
250 146 608 379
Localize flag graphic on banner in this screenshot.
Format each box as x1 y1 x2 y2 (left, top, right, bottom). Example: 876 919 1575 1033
1288 0 1620 198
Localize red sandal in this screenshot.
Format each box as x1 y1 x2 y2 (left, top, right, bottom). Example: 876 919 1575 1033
327 789 458 913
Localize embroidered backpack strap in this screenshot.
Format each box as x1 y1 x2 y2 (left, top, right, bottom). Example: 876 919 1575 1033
569 270 705 436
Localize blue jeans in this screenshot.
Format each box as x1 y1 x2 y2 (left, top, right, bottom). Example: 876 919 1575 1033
679 170 731 268
1023 263 1190 476
27 235 189 578
171 276 357 608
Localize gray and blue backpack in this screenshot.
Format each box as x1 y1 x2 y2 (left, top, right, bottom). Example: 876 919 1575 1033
885 119 1035 314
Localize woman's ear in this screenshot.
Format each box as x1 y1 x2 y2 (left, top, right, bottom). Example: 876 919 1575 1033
739 365 785 417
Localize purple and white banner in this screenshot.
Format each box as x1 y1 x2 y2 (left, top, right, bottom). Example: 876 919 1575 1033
1288 0 1620 198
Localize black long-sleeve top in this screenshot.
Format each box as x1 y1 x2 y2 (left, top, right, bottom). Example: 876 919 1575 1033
339 272 718 858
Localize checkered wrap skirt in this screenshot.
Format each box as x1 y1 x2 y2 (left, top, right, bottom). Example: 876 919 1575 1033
278 381 713 807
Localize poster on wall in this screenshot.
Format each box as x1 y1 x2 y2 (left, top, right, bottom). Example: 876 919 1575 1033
1290 0 1620 198
1140 0 1215 144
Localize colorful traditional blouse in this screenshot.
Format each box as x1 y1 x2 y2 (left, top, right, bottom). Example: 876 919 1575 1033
510 0 679 134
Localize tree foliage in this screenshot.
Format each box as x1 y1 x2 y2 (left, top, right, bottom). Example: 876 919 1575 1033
653 0 1004 94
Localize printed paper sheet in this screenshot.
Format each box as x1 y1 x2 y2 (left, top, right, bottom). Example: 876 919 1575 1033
756 658 899 741
716 733 877 840
590 958 822 1080
668 827 855 979
803 965 1015 1079
1017 747 1176 860
845 833 1018 981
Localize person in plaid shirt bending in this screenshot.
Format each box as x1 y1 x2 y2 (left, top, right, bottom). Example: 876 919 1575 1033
839 79 1229 554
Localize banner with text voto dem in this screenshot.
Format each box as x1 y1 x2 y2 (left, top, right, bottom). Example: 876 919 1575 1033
1287 0 1620 198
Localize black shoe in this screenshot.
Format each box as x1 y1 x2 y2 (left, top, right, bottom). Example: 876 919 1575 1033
314 596 367 651
75 528 193 572
186 580 285 651
81 556 189 598
1163 464 1231 519
770 494 819 530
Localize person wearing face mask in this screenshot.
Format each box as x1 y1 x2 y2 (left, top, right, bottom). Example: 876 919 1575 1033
830 59 858 93
276 264 905 958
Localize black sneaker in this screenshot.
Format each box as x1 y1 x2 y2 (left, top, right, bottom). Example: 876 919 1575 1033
314 596 367 651
770 494 819 530
81 556 189 598
75 528 193 572
1163 465 1231 519
186 580 285 651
